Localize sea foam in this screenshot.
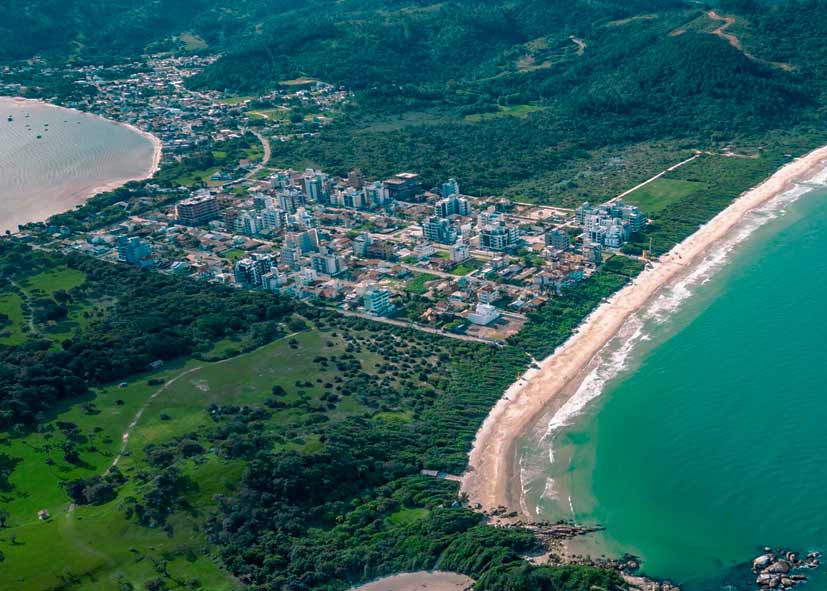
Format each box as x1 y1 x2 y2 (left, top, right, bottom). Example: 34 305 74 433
532 166 827 508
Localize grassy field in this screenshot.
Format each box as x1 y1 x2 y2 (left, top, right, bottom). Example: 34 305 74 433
247 108 289 122
0 327 399 590
406 273 440 294
219 248 246 263
0 292 26 345
464 104 545 122
178 32 208 51
624 177 709 214
219 96 255 105
448 259 482 276
0 266 90 346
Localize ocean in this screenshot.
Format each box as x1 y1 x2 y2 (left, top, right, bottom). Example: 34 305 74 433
519 174 827 590
0 97 157 233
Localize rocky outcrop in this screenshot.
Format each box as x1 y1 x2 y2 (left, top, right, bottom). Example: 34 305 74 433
752 548 821 590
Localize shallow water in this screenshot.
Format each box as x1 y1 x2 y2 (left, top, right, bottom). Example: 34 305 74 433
520 178 827 590
0 97 156 233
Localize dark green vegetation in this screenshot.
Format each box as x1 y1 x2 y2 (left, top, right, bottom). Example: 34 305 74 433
185 0 827 203
6 0 827 589
0 243 295 429
10 1 827 205
0 244 639 590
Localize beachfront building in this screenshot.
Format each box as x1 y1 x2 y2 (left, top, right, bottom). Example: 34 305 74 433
577 200 645 248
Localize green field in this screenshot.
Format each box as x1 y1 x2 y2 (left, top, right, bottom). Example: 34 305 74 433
448 259 482 276
464 104 545 122
218 95 255 105
623 177 708 214
0 328 396 590
178 32 208 51
247 108 289 121
406 273 440 294
0 266 90 345
0 292 26 345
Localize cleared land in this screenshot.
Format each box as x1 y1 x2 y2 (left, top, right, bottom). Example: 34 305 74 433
623 177 708 214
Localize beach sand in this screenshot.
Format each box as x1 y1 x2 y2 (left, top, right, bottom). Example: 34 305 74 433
2 96 162 231
349 571 474 591
462 145 827 517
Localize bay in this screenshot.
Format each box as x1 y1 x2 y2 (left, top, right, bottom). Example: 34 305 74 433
0 97 158 233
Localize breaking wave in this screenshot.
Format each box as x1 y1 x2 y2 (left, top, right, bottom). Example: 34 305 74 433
533 167 827 507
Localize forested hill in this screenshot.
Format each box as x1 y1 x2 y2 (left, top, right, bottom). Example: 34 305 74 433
0 0 304 62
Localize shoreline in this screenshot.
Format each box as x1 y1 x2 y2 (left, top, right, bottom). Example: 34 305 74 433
461 144 827 518
2 96 163 228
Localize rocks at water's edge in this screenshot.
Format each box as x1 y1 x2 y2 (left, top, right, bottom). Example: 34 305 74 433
753 548 821 590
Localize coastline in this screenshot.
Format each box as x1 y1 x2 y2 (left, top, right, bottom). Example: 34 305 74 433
2 96 162 228
461 144 827 518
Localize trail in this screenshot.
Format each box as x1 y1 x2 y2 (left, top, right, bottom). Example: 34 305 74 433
104 330 304 476
707 11 794 71
58 506 116 569
106 366 203 473
245 130 271 180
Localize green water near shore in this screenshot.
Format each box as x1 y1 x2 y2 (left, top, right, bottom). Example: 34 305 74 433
530 186 827 590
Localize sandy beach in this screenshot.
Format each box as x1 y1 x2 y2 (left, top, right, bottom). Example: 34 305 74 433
350 572 474 591
462 145 827 516
1 96 162 231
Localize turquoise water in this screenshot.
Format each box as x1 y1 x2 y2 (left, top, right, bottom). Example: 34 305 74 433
0 97 156 233
527 186 827 590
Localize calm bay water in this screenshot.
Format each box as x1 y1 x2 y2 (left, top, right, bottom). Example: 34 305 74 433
523 183 827 590
0 97 157 233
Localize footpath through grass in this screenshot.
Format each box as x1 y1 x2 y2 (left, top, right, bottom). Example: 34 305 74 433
0 327 391 590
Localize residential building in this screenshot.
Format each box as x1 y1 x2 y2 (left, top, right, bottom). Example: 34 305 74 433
364 181 389 207
116 236 153 267
468 303 500 325
286 228 320 254
301 169 329 202
440 178 460 198
545 229 570 250
480 219 519 251
434 195 470 218
311 250 346 276
384 172 423 202
176 192 219 226
364 286 393 316
278 188 305 213
450 242 470 263
347 168 366 189
422 216 458 245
